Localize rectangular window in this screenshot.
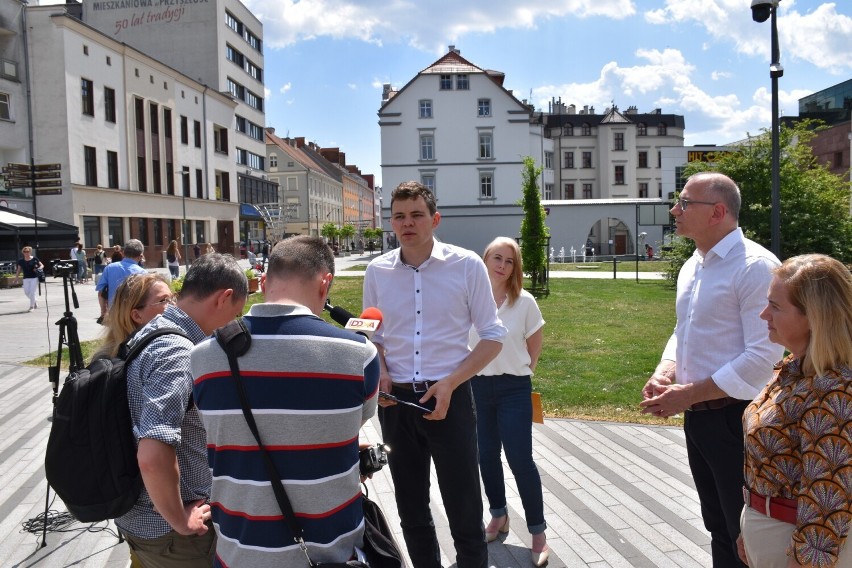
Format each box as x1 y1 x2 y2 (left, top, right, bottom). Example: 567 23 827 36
658 151 662 168
480 173 493 198
582 124 591 136
657 123 667 136
638 151 648 168
614 165 625 184
565 183 575 199
108 217 124 246
149 103 159 135
166 162 174 195
439 75 452 90
84 145 97 186
195 169 203 199
269 155 278 168
583 183 592 199
563 124 574 136
478 133 492 159
614 132 624 151
421 174 435 193
214 126 228 154
638 123 647 136
419 100 432 118
195 220 204 245
181 167 190 197
639 183 648 198
582 152 592 168
194 120 201 148
564 151 574 169
137 156 147 191
544 183 553 200
82 216 100 249
81 78 94 116
152 159 161 194
545 151 553 169
456 74 469 90
104 87 116 123
420 135 434 160
180 116 188 144
152 218 162 246
134 98 144 130
107 150 118 189
163 108 172 139
0 92 10 120
478 99 490 116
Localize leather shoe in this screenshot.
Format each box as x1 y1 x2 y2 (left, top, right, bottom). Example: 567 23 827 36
485 515 509 542
531 545 549 567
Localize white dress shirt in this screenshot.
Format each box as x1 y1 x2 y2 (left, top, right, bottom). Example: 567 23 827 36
661 228 784 400
363 240 507 383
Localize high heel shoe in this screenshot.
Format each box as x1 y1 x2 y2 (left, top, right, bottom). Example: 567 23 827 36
531 532 549 567
531 545 549 567
484 515 510 542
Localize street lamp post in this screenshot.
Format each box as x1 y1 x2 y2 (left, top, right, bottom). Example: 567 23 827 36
752 0 783 258
181 170 190 272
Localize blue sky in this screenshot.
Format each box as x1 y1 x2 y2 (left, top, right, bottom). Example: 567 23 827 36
247 0 852 188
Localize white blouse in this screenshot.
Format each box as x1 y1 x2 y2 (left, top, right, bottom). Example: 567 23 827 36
470 289 544 377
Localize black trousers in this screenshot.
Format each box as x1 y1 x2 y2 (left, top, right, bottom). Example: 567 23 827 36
684 401 750 568
380 382 487 568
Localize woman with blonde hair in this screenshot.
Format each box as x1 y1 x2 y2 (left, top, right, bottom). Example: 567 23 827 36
166 240 182 279
93 273 173 360
739 254 852 567
469 236 549 566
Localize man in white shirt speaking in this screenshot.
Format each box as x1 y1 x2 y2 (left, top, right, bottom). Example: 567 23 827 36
640 172 783 567
363 181 506 568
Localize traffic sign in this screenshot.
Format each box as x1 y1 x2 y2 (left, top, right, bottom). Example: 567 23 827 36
33 179 62 188
32 163 61 172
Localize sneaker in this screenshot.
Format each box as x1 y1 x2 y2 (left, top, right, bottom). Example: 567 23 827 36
28 307 34 312
96 316 104 325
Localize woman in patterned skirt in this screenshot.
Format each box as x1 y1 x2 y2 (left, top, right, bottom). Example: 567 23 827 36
739 254 852 567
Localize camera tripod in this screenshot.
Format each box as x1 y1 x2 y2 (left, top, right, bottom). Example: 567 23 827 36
43 271 84 546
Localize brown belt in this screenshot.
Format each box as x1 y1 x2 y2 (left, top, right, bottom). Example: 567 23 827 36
392 380 438 393
689 396 741 411
743 487 797 524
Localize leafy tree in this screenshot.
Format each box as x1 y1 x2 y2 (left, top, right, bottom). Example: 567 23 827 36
519 156 550 294
685 119 852 262
339 224 356 250
320 222 339 247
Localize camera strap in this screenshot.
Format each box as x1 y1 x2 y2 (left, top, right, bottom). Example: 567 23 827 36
215 320 324 567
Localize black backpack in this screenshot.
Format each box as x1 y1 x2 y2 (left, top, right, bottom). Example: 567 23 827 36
45 328 189 522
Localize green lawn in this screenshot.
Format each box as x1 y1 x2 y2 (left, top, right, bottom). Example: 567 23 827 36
27 278 677 424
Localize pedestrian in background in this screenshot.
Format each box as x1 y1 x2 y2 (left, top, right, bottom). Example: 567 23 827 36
93 244 106 283
469 236 548 566
166 240 182 280
15 246 43 312
75 244 87 283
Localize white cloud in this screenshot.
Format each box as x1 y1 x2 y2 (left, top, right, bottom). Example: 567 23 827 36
347 83 358 90
711 70 732 80
280 82 292 94
245 0 637 51
529 46 799 145
644 0 852 72
264 87 272 100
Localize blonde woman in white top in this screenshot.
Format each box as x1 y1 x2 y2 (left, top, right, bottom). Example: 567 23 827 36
469 236 548 566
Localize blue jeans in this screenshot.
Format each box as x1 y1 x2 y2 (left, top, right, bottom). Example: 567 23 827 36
471 374 546 535
380 382 487 568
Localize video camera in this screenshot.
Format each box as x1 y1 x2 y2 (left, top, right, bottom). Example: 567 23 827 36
359 443 390 476
50 258 79 278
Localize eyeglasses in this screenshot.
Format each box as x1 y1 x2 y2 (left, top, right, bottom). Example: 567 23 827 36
674 197 717 211
136 296 175 310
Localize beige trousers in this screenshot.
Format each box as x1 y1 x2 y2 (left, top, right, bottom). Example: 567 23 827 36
740 506 852 567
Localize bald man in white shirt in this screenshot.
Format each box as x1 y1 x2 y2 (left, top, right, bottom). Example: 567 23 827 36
640 172 783 568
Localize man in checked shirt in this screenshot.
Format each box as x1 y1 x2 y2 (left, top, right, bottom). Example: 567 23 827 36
115 253 248 568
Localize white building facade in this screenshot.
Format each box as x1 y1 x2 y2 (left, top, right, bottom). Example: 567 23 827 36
379 46 553 252
81 0 276 250
25 5 239 259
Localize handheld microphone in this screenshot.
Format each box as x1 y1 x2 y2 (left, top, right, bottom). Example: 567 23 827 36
324 301 383 340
